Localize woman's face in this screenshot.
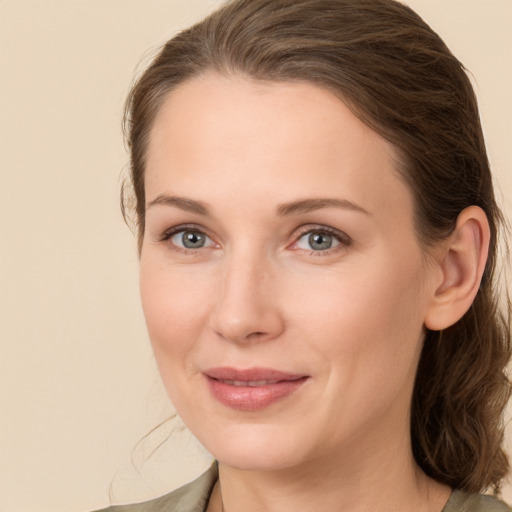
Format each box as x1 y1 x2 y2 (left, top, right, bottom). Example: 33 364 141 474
140 73 439 472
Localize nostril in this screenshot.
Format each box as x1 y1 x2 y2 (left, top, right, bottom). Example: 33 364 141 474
247 331 267 340
216 329 269 342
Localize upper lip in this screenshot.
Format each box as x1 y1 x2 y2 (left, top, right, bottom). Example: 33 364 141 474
204 367 307 382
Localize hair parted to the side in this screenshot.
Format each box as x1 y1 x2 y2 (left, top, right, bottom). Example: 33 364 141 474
122 0 511 494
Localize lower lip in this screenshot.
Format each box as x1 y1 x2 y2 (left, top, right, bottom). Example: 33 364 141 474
206 376 309 411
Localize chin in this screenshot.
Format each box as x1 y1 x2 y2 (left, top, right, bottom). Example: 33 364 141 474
195 422 310 472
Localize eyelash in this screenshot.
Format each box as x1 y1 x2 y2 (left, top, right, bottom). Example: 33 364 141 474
158 224 352 257
159 224 216 255
292 225 352 257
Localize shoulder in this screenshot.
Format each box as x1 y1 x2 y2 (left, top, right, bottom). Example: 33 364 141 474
444 490 511 512
91 464 218 512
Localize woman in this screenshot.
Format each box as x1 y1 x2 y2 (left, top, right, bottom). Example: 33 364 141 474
97 0 511 510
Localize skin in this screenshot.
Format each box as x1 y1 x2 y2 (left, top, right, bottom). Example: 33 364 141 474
138 72 484 512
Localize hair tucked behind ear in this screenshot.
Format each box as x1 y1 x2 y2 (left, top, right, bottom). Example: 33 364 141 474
412 289 511 493
122 0 511 493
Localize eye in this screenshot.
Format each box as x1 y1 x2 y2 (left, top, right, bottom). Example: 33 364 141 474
293 227 351 254
161 227 216 251
173 230 209 249
297 231 339 251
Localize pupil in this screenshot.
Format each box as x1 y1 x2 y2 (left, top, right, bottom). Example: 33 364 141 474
309 232 332 250
183 231 205 248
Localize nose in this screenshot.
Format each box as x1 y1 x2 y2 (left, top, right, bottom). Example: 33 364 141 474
210 252 285 344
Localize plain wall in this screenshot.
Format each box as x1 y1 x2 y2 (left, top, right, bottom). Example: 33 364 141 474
1 1 510 511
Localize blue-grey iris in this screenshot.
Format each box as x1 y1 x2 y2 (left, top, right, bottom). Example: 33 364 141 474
182 231 206 248
309 232 333 250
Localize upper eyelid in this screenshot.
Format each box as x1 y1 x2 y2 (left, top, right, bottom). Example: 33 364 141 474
292 224 351 242
160 223 213 239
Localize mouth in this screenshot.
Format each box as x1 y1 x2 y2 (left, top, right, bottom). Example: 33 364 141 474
204 367 310 411
215 379 289 387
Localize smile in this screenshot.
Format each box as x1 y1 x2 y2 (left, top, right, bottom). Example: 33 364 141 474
204 368 310 411
217 379 282 387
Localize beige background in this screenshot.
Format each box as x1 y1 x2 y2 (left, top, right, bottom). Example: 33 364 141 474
1 1 511 511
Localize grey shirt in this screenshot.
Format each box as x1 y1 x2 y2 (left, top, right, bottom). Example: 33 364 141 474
93 464 511 512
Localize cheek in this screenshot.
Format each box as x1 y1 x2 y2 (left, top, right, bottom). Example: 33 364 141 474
139 257 214 372
287 249 428 389
292 250 425 334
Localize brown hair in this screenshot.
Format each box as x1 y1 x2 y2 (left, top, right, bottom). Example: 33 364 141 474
122 0 511 494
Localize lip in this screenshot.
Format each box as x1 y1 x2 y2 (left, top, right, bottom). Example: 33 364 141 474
204 367 309 411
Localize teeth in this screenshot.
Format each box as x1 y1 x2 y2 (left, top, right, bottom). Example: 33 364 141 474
220 379 279 387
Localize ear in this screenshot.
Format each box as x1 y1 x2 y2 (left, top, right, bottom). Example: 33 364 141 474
424 206 490 331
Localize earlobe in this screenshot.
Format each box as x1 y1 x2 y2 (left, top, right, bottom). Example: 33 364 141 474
424 206 490 331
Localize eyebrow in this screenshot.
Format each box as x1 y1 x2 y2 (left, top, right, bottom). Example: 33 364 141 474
276 198 370 216
146 195 210 215
146 194 370 217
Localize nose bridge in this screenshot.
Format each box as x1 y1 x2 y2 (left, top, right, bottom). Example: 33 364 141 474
211 245 282 343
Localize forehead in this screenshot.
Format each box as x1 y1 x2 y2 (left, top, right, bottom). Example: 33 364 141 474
145 72 412 224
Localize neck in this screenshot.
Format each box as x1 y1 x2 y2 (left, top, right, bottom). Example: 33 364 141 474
208 423 451 512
